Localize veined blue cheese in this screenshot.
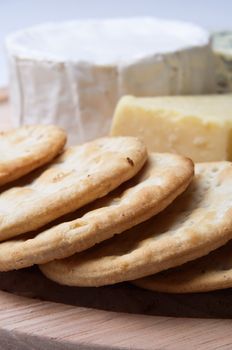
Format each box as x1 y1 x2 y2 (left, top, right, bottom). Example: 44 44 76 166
212 32 232 93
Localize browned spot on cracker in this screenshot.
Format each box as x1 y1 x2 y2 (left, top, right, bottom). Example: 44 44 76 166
127 157 134 166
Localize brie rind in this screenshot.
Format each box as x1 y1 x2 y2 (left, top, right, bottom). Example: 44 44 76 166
6 18 215 144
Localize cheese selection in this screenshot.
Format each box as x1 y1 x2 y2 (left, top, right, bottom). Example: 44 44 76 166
111 95 232 162
6 18 215 144
212 31 232 93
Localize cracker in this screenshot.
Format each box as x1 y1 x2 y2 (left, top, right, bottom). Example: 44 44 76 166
40 162 232 287
0 153 193 271
134 240 232 293
0 137 147 241
0 125 66 185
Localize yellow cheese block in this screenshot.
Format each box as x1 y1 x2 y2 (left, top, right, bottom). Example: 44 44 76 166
111 95 232 162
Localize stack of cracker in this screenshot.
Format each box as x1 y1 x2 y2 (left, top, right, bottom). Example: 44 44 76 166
1 125 232 294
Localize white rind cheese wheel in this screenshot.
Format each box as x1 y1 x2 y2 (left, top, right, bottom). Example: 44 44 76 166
6 18 215 144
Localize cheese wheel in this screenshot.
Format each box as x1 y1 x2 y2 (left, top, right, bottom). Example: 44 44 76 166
6 18 215 144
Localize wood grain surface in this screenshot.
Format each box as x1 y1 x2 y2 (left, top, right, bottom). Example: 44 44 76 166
1 284 232 350
0 287 232 350
0 90 232 350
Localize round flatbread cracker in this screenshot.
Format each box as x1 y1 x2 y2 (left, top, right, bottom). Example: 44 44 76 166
0 153 193 271
133 240 232 293
0 137 147 241
40 162 232 287
0 125 66 185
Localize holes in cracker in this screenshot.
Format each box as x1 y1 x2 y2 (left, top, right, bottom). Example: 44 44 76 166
39 169 74 183
202 179 211 192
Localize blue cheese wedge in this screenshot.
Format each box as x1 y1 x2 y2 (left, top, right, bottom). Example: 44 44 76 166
212 31 232 93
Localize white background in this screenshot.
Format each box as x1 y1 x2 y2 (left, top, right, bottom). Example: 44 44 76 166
0 0 231 85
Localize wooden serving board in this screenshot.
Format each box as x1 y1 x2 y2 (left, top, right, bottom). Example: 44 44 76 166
0 91 232 349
